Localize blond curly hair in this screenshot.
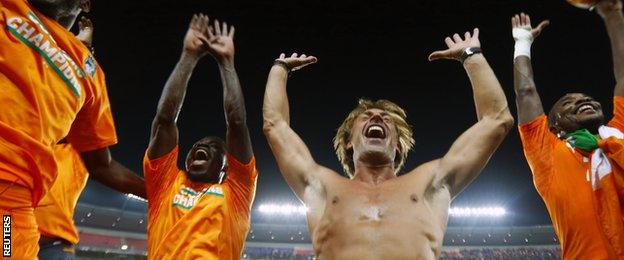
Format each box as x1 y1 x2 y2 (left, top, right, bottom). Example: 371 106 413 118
333 99 414 178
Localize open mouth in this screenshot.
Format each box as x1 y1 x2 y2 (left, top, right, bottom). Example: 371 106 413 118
192 147 210 166
364 124 386 139
575 103 596 114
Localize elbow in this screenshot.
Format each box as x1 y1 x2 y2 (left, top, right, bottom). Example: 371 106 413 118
496 110 515 135
484 108 515 136
263 118 276 135
500 112 515 133
263 117 286 137
515 85 537 97
153 114 176 127
226 110 247 128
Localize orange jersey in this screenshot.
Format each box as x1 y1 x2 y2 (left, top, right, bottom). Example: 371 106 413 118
0 0 116 204
34 143 88 244
143 147 257 259
519 96 624 259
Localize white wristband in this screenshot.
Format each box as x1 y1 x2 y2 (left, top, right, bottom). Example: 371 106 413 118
514 39 532 59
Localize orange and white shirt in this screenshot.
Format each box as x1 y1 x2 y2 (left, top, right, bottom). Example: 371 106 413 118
34 143 88 244
144 146 257 259
0 0 116 204
519 97 624 259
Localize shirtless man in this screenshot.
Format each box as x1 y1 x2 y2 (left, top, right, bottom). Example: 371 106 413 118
262 28 514 258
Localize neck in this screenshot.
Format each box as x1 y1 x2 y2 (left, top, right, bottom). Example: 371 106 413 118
29 0 79 29
352 161 396 185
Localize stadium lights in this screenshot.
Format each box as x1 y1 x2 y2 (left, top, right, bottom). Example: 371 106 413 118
258 203 307 216
448 207 506 217
120 244 128 250
126 193 147 203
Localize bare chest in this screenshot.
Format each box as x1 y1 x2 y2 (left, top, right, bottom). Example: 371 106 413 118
308 182 451 258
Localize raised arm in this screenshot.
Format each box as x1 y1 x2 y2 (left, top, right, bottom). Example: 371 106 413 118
596 0 624 96
81 147 146 199
262 53 328 199
204 20 252 163
512 13 550 124
148 14 211 159
428 29 515 197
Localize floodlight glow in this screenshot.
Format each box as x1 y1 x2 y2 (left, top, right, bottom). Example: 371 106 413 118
120 244 128 250
258 203 307 216
448 207 506 217
126 193 147 203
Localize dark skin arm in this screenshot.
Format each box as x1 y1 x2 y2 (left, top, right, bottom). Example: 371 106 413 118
596 0 624 96
147 14 211 159
81 148 146 199
72 17 145 198
207 20 253 163
511 13 549 124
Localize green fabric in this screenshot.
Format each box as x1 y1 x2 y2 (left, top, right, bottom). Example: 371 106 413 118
565 129 599 152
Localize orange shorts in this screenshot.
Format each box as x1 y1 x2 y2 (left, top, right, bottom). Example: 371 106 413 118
0 181 39 259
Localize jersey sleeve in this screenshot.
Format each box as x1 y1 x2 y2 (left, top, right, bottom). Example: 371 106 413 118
143 146 179 203
608 96 624 131
223 154 258 219
518 114 557 193
67 68 118 152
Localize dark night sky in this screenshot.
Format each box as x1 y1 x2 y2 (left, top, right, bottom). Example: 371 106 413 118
77 0 616 226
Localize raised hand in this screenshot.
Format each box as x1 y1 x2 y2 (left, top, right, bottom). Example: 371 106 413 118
428 28 480 61
274 53 318 71
76 16 93 48
512 13 549 42
206 19 235 63
596 0 623 19
182 14 211 59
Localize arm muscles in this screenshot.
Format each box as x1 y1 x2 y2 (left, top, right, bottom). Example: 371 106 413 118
602 12 624 96
263 65 325 199
514 56 545 124
148 54 199 159
219 61 253 163
437 55 514 197
81 147 146 198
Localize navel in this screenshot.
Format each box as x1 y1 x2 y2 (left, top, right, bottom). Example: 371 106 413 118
410 194 419 203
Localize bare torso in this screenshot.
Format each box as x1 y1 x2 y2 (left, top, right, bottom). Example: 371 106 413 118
303 161 451 259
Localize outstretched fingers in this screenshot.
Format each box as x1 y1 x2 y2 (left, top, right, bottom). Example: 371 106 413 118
215 19 221 35
535 20 550 31
428 49 451 61
228 26 235 38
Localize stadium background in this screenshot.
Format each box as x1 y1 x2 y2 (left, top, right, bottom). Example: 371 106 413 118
66 0 612 258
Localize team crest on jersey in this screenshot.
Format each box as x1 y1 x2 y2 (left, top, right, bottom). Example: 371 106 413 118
172 185 224 210
84 56 96 77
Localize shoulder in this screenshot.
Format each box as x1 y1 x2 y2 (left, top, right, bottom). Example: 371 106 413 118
403 160 441 180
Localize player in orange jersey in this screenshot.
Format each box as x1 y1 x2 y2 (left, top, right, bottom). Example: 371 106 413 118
35 143 87 259
512 1 624 258
144 14 256 259
34 18 139 260
0 1 144 258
